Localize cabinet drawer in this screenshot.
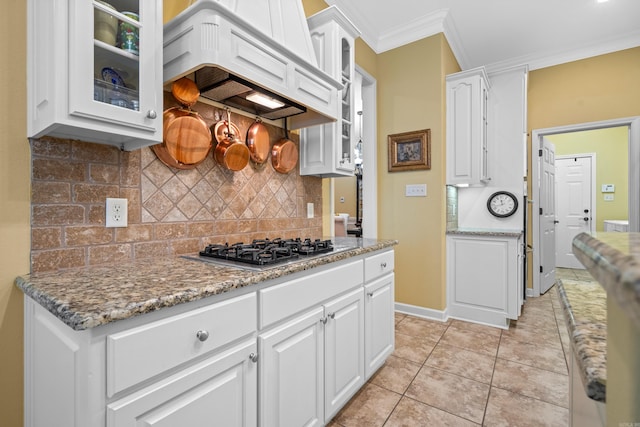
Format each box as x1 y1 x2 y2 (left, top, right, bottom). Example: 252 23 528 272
260 260 363 328
364 250 395 282
106 292 256 397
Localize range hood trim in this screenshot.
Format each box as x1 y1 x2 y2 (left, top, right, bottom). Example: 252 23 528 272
163 0 343 128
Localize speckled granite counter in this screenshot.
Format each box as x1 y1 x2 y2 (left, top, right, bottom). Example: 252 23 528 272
572 232 640 329
446 228 523 238
16 237 397 331
556 279 607 402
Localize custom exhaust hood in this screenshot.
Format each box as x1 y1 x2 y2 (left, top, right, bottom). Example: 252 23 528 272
163 0 342 128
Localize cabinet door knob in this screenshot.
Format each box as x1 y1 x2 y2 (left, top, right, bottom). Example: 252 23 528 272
249 353 259 363
147 110 157 119
367 292 374 297
320 316 328 325
381 262 387 268
196 330 209 342
328 312 335 319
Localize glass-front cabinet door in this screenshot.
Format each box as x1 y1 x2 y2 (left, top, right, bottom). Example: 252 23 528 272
28 0 162 149
338 37 354 174
300 6 360 178
69 0 161 134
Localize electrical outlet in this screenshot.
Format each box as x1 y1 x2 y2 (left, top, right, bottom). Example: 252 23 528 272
106 198 128 227
307 202 314 219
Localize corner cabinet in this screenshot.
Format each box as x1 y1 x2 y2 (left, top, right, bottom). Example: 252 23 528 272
27 0 163 150
446 233 523 329
300 6 361 177
446 67 490 186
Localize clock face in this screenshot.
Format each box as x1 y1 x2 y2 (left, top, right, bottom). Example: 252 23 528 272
487 191 518 218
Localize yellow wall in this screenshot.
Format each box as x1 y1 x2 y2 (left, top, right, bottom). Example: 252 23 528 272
549 126 629 231
529 47 640 130
334 176 358 217
0 2 30 426
376 34 454 310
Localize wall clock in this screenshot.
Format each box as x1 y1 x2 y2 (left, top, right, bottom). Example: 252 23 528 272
487 191 518 218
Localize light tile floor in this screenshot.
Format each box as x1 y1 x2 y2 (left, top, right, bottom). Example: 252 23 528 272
327 276 588 426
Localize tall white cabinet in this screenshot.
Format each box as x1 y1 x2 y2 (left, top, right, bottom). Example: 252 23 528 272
300 6 361 177
27 0 163 150
446 67 490 186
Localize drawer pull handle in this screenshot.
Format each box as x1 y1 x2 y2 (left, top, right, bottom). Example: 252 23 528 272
196 330 209 342
249 353 259 363
381 262 387 268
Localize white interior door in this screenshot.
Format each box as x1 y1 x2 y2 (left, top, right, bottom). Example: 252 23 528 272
540 137 556 294
555 156 593 269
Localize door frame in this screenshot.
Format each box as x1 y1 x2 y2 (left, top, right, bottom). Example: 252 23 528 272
531 116 640 297
555 153 596 268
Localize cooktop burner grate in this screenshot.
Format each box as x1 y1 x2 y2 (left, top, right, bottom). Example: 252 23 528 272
199 238 334 266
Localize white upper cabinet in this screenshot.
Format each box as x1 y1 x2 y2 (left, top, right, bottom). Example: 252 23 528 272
300 6 360 177
27 0 163 150
446 67 491 186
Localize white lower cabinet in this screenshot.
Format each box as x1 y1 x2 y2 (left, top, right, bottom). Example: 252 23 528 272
258 263 365 426
364 273 395 378
259 306 325 427
363 249 395 378
107 339 257 427
447 234 522 328
24 249 395 427
24 292 258 427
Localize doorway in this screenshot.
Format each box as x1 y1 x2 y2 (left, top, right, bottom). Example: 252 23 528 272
531 116 640 297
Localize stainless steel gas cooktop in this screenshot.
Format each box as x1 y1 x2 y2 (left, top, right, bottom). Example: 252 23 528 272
184 237 354 271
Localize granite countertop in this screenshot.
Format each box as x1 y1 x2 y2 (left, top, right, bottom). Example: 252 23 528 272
16 237 397 331
556 278 607 402
572 232 640 328
446 228 523 238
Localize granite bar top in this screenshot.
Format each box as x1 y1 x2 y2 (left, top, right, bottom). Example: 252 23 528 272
556 278 607 402
446 228 523 238
572 232 640 329
16 237 397 331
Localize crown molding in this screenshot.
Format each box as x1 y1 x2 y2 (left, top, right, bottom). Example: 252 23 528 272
375 9 448 53
484 30 640 73
324 1 640 73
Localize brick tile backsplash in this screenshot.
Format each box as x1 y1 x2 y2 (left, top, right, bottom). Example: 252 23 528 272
30 107 323 273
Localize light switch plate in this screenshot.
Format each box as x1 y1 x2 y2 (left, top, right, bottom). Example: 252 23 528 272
604 194 614 201
406 184 427 197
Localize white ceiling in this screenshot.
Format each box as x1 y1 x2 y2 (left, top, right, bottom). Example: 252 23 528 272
325 0 640 72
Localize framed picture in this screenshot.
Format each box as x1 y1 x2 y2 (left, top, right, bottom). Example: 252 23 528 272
387 128 431 172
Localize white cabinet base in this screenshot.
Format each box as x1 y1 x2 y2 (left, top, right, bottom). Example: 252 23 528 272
447 234 522 329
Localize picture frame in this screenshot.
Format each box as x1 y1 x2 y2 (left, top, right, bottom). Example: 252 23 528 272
387 128 431 172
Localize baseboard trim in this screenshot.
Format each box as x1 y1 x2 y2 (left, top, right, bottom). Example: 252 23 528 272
394 302 448 323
